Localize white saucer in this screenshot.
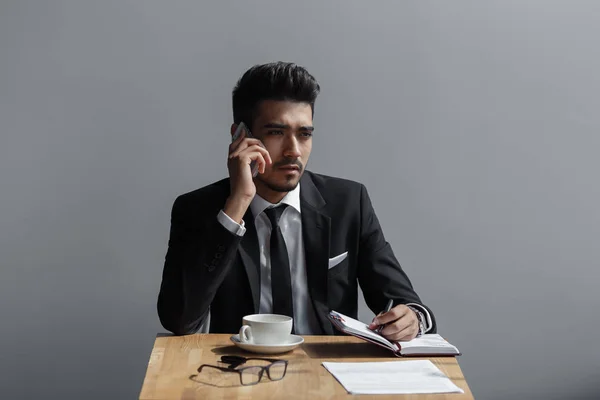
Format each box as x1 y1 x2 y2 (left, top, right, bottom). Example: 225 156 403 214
230 334 304 354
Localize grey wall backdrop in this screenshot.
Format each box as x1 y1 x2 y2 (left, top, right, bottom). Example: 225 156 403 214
1 1 599 399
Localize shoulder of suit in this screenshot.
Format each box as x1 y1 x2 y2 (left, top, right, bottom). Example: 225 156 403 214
173 177 230 206
304 171 365 194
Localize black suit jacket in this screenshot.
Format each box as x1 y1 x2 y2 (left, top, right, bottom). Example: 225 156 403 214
158 171 436 335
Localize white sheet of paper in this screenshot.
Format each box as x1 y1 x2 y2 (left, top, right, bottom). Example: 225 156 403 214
322 360 464 395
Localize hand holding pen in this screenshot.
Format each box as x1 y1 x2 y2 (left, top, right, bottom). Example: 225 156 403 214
372 299 394 334
368 299 421 341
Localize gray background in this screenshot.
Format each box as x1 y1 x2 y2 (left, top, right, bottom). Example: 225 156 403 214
1 1 599 399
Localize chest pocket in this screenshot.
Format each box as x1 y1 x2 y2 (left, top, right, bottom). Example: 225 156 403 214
328 251 350 277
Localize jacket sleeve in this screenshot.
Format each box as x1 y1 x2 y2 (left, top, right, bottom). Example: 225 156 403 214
356 184 437 333
157 195 243 335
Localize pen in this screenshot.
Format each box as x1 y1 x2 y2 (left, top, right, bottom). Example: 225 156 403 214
376 299 394 334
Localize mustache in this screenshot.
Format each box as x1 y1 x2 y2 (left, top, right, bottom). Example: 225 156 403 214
273 159 303 169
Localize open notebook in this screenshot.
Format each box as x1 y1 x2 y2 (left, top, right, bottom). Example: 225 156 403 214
328 310 460 357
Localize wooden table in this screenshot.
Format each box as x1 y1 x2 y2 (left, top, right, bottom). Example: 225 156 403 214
140 334 473 399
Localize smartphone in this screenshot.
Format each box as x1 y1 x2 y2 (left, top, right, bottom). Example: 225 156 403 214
231 122 260 177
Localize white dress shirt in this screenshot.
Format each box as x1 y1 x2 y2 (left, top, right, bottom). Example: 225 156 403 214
217 183 432 335
218 184 321 334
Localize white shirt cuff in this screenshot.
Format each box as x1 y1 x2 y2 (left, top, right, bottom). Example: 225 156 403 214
217 210 246 236
406 303 433 333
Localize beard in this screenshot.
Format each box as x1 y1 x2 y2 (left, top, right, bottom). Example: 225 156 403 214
256 171 302 192
256 158 305 192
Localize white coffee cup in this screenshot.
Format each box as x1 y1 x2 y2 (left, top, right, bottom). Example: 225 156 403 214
238 314 293 345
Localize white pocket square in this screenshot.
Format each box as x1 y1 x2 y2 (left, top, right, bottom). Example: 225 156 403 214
328 252 348 269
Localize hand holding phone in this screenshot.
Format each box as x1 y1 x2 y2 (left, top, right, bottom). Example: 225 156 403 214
225 122 272 222
231 122 261 177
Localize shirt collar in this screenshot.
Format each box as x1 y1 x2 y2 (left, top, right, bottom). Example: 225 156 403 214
250 182 301 219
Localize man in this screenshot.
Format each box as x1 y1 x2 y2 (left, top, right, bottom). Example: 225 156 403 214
158 62 436 341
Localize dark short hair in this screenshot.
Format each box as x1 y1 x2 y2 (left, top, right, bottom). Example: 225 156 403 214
232 62 320 128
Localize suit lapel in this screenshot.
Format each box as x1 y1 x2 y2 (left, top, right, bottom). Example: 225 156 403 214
300 173 334 335
234 172 334 333
237 207 261 313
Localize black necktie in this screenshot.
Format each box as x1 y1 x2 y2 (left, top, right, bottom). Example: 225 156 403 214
264 205 294 323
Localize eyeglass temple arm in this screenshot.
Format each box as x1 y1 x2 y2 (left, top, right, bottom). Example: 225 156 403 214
198 364 240 373
236 357 285 363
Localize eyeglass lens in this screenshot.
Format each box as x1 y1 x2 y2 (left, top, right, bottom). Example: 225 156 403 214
266 361 287 380
238 361 287 385
240 366 264 385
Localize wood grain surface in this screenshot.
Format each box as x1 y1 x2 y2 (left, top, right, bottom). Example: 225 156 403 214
139 334 473 399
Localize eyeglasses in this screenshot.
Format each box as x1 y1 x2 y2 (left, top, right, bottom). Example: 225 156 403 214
198 355 289 386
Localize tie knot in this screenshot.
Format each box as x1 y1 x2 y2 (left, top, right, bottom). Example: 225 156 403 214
264 204 288 227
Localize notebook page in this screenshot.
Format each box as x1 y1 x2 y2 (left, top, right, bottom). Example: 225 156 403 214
400 334 459 355
322 360 464 395
329 311 398 351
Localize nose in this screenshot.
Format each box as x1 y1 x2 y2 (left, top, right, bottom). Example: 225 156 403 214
282 136 301 159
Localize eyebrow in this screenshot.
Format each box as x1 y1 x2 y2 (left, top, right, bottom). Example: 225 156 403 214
263 123 314 131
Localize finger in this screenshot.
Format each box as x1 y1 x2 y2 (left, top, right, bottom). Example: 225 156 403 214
240 152 267 174
380 313 413 336
382 320 419 340
372 305 410 326
228 137 263 156
239 145 272 167
386 323 418 342
383 313 419 339
254 152 267 174
229 141 270 160
228 136 261 155
257 144 272 165
229 139 271 160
